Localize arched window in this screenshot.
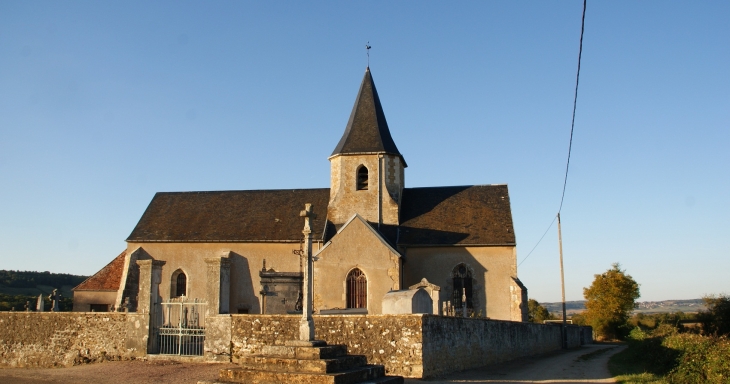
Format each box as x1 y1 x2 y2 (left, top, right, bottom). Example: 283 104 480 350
176 273 187 297
171 269 187 298
356 166 368 190
346 268 367 308
451 263 473 311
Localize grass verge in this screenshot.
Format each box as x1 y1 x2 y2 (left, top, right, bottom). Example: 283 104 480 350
608 344 663 383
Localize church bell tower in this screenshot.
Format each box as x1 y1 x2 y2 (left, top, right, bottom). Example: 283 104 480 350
327 68 406 228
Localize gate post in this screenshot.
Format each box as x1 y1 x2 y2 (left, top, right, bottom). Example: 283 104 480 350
137 259 166 353
204 253 232 361
204 253 231 315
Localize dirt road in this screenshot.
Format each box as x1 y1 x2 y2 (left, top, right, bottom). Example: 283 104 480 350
0 344 623 384
406 343 625 384
0 359 237 384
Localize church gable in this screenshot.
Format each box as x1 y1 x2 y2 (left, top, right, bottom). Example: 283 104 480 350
318 214 401 258
126 188 330 242
314 214 401 314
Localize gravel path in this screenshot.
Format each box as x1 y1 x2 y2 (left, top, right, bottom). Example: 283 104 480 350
0 344 624 384
0 359 237 384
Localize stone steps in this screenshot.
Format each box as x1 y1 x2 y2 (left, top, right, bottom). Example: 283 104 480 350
204 341 403 384
217 364 402 384
260 344 348 360
238 354 368 374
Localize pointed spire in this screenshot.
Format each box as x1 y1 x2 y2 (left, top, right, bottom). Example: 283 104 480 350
331 68 403 160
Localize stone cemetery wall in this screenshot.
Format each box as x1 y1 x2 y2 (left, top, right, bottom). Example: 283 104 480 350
0 312 592 377
229 314 592 379
421 316 591 377
230 314 425 378
0 312 148 368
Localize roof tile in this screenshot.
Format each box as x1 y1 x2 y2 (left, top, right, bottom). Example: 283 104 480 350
74 250 126 291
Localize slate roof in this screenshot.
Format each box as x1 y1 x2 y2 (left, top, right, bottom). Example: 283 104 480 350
126 185 515 246
331 68 404 162
74 250 126 291
399 185 516 246
126 189 331 242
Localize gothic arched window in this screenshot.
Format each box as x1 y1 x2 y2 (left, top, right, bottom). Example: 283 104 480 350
451 263 473 311
346 268 367 308
357 166 368 190
171 269 187 298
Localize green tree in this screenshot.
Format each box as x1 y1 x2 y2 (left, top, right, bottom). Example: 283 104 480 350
698 294 730 336
571 312 587 326
527 299 553 323
583 263 640 340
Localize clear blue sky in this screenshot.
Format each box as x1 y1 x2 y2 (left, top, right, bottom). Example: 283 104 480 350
1 1 728 302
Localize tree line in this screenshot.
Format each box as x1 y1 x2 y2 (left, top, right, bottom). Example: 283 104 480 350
0 270 88 289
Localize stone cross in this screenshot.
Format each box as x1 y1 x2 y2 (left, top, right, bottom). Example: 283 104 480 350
299 203 316 341
48 289 61 312
36 294 44 312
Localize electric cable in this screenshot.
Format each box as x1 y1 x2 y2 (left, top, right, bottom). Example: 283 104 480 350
558 0 586 215
519 0 586 266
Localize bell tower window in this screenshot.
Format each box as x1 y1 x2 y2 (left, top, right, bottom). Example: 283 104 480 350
356 166 368 190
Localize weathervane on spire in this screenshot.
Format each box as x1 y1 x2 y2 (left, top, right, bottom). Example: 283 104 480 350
366 41 371 68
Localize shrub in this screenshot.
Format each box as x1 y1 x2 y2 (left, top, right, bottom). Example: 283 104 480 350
664 334 730 384
698 295 730 337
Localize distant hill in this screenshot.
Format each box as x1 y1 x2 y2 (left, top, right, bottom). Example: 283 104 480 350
538 299 707 315
540 300 588 315
0 270 88 297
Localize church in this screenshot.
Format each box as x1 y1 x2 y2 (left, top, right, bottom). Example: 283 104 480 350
73 68 528 322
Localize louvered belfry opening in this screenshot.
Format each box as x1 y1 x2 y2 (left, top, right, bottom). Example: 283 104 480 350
356 166 368 190
176 272 187 297
346 268 367 309
451 263 473 310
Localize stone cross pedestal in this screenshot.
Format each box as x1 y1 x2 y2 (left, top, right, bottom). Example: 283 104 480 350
296 203 318 344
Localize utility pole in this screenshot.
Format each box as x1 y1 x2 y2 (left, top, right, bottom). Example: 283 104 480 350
558 213 567 349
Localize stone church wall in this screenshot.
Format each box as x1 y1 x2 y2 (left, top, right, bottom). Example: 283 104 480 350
72 290 118 312
0 312 148 368
403 246 519 321
314 217 401 314
327 154 401 226
125 242 311 314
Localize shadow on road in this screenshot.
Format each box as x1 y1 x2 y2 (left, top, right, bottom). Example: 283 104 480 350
405 343 626 384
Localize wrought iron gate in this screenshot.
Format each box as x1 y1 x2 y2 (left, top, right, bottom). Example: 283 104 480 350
151 297 206 356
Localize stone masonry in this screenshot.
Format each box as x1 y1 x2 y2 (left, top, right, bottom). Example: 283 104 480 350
0 312 147 368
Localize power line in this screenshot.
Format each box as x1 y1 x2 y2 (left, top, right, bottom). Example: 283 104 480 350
558 0 587 215
519 0 587 266
518 215 557 267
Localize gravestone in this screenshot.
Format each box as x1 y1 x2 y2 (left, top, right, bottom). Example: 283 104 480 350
381 288 432 315
48 289 61 312
36 294 44 312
